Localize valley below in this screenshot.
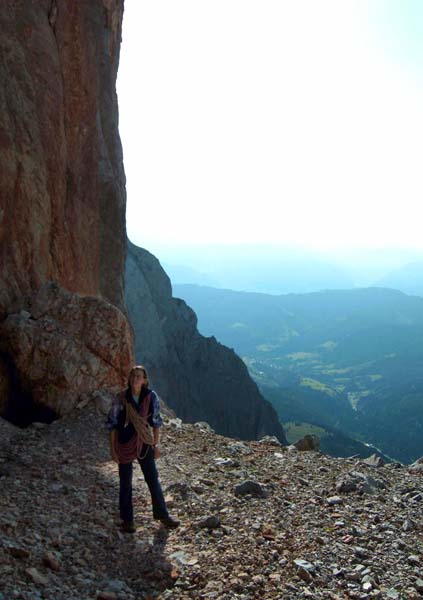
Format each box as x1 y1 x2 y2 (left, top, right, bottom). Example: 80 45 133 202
173 285 423 464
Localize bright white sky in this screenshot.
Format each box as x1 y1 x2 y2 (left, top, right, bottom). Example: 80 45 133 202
118 0 423 253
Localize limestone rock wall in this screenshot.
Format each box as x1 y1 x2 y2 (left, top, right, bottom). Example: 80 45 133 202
0 0 126 313
125 242 287 443
0 1 133 419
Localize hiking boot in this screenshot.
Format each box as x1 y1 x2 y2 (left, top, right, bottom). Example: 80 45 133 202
121 520 135 533
158 515 180 529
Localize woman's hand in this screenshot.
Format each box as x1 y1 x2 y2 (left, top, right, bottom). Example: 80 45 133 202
154 445 161 459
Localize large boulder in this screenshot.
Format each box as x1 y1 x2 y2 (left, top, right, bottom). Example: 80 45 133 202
125 242 287 443
294 434 320 451
0 283 133 418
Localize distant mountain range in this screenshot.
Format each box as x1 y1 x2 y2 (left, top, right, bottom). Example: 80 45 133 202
166 256 355 294
173 284 423 463
374 261 423 296
150 244 423 295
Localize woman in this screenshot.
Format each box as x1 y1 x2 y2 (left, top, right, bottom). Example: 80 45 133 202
107 365 179 532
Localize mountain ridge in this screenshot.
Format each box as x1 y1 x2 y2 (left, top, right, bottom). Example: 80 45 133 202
125 242 287 443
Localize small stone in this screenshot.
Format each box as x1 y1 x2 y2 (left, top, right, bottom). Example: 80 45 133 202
198 515 220 529
194 421 214 433
295 567 313 583
170 551 198 566
199 478 214 486
354 565 366 572
362 581 372 592
259 435 282 446
262 524 276 540
8 546 30 559
43 551 61 571
287 445 299 453
25 568 48 585
214 457 234 466
166 417 182 429
362 454 384 467
407 555 420 566
354 546 369 559
76 395 91 409
228 441 251 455
409 456 423 472
336 479 358 493
96 593 117 600
341 534 354 544
294 434 320 451
327 496 343 506
234 480 268 498
415 579 423 592
402 519 414 531
50 483 64 493
294 559 315 582
298 477 309 486
385 589 399 599
100 580 128 594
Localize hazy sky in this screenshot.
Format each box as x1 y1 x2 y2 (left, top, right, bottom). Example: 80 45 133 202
117 0 423 253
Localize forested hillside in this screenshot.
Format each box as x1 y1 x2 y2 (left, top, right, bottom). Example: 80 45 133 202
174 284 423 463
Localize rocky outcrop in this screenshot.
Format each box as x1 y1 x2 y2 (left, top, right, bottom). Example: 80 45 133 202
125 241 286 442
0 283 133 421
0 1 132 420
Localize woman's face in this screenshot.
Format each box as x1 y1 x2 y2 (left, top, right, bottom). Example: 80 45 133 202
130 369 146 392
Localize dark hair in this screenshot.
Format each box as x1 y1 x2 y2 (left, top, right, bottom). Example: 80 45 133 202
127 365 149 388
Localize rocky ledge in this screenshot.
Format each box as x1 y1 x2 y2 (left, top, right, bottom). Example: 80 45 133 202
0 408 421 600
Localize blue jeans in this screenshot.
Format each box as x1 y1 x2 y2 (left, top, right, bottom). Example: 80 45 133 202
118 446 169 522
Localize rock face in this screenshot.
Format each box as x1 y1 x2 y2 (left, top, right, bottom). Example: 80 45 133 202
125 241 286 442
0 1 132 420
0 1 126 313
